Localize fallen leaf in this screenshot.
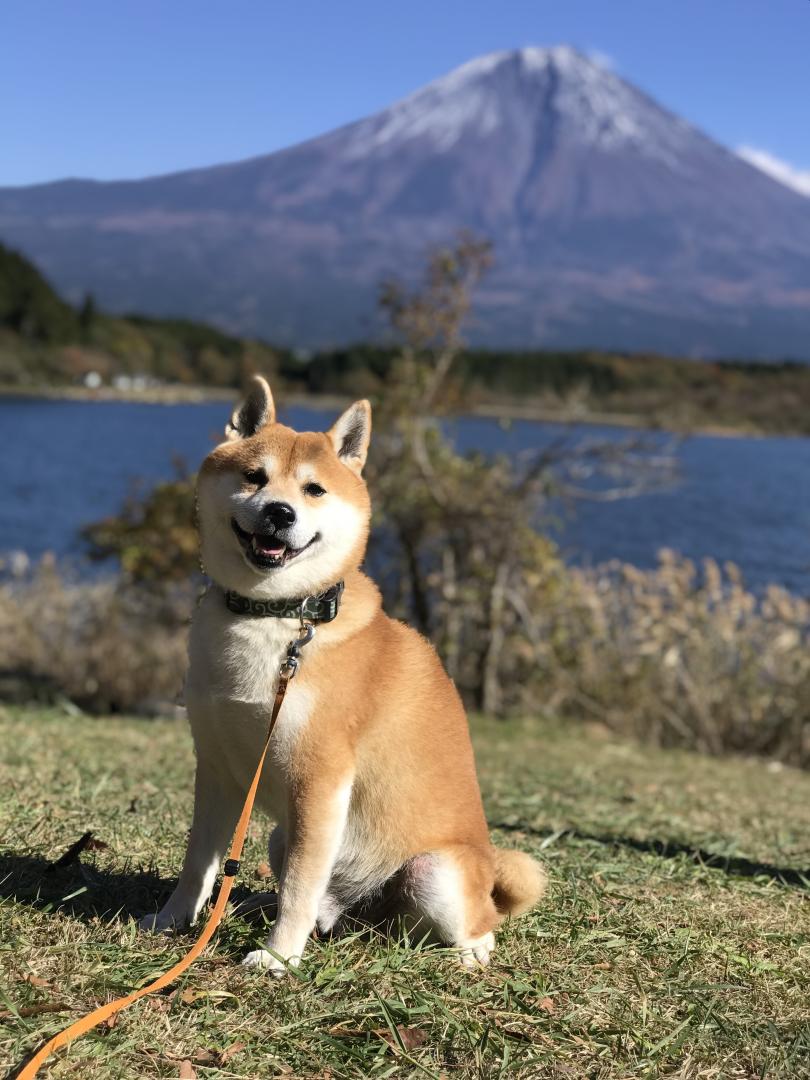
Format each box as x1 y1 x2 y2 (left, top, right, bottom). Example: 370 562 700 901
0 1003 68 1020
377 1025 429 1052
190 1050 217 1065
218 1041 247 1065
147 988 178 1013
178 1061 197 1079
165 1049 216 1066
327 1023 428 1051
538 996 556 1013
22 974 50 988
47 831 95 870
255 861 273 879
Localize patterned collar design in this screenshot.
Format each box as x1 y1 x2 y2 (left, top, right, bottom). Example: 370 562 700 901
223 581 344 623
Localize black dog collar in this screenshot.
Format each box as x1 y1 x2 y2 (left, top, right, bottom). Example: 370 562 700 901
223 581 344 623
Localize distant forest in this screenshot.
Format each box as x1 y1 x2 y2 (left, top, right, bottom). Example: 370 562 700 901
1 240 809 434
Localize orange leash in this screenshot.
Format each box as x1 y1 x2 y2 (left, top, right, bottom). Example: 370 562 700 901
17 659 297 1079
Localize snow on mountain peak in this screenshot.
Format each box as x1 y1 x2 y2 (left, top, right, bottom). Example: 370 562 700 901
342 46 693 165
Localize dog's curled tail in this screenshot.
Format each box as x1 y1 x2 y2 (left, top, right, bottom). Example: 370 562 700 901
491 848 547 917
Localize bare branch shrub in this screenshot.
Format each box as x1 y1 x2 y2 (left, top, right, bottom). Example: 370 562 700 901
368 233 674 713
2 550 807 766
0 559 189 713
518 552 810 768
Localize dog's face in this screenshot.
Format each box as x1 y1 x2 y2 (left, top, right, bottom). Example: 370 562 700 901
198 377 372 600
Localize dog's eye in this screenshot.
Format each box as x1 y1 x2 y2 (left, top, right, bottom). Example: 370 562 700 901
304 482 326 497
244 468 267 487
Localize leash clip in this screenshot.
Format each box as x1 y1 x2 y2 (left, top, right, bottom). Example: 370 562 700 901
280 611 315 680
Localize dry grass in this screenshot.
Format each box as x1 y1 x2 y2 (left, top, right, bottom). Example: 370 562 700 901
1 547 809 767
1 706 809 1078
537 551 810 767
0 562 188 713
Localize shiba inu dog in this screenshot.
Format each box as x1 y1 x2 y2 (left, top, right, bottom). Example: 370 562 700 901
139 376 545 973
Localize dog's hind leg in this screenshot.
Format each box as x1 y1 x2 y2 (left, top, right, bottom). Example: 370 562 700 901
139 758 243 932
400 846 500 967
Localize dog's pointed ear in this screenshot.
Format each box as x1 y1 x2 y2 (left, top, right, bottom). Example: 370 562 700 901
328 400 372 474
225 376 275 440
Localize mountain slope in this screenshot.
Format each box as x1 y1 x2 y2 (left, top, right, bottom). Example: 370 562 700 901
2 46 810 356
0 241 79 342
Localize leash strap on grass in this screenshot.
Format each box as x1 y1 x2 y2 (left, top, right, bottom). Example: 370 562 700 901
17 673 292 1079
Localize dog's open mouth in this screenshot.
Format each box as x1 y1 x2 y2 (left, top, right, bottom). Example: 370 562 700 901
231 519 318 570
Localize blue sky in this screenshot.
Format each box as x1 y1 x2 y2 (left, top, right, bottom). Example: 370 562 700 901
2 0 809 190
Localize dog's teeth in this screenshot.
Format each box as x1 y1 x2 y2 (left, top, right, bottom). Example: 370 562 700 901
251 534 286 558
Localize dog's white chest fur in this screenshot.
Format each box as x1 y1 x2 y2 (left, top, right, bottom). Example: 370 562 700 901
186 589 315 817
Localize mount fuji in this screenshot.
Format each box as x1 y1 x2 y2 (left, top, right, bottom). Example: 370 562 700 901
2 46 810 357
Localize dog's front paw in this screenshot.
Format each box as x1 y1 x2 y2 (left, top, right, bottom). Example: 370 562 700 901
242 948 299 977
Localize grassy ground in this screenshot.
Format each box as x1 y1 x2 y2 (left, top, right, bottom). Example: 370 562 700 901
1 706 808 1079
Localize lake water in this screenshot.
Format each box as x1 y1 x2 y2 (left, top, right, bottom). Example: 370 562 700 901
2 397 809 593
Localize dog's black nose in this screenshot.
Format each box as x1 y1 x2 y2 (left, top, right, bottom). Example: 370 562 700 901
263 501 297 530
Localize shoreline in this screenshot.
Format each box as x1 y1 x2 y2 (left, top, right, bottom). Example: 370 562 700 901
0 382 794 440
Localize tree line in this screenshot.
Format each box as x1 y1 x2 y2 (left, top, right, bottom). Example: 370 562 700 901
2 239 810 434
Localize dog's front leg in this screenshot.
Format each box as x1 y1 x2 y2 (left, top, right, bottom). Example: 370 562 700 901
243 774 352 975
139 757 242 932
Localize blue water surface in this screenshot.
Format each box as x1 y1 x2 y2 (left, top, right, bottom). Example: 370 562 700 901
1 397 808 592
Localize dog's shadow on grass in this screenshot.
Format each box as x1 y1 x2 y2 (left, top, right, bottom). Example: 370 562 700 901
0 852 264 926
1 852 437 949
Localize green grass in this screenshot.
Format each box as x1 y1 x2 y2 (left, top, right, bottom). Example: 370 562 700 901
1 706 809 1079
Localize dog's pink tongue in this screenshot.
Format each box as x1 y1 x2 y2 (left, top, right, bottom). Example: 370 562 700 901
254 536 285 556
